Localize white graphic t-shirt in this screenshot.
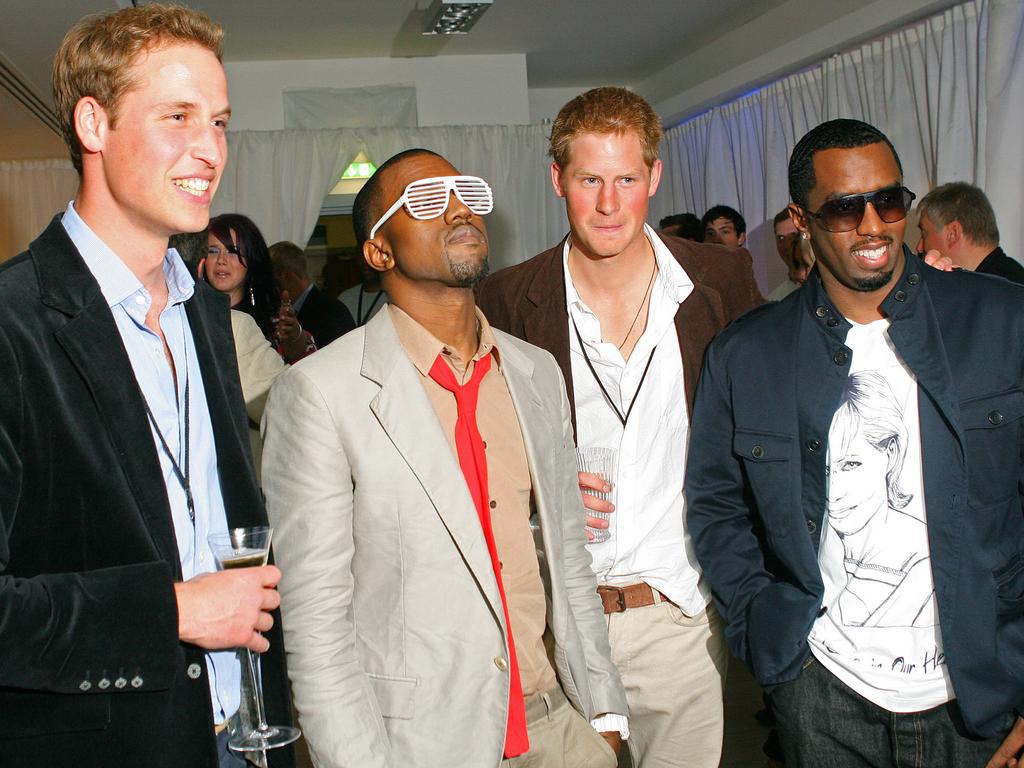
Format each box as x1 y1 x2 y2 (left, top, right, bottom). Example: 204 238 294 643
807 318 954 712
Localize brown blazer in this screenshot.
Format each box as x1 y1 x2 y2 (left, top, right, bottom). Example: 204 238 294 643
475 233 765 432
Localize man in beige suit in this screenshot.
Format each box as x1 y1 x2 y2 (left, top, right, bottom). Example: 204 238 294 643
262 148 627 768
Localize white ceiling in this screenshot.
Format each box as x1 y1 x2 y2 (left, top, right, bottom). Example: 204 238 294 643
0 0 956 161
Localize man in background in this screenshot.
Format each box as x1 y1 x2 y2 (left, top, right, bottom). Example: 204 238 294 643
916 181 1024 284
269 240 355 347
477 86 763 768
767 207 815 300
338 261 386 326
701 204 747 247
658 212 703 241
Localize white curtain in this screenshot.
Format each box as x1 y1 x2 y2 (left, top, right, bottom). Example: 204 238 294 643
656 0 1022 290
284 85 418 129
0 159 78 262
215 124 567 272
214 129 357 249
985 0 1024 256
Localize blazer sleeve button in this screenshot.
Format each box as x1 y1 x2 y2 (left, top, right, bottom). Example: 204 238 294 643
115 677 127 689
79 680 92 692
130 676 144 689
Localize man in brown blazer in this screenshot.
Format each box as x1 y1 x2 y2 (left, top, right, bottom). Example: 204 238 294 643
476 87 763 768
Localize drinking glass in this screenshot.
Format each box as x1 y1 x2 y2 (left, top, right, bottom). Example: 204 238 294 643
207 526 300 753
576 447 617 544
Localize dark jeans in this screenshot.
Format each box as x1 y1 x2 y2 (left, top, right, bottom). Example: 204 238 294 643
770 656 1010 768
217 729 262 768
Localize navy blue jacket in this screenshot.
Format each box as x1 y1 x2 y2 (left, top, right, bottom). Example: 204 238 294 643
686 250 1024 738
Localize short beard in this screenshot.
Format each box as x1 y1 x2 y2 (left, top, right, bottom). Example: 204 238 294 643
444 251 490 287
853 269 894 292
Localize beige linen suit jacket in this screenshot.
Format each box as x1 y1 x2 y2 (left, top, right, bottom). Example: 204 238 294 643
262 308 625 768
230 309 286 483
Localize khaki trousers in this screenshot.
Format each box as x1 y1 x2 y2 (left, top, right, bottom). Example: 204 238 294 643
607 595 728 768
501 687 618 768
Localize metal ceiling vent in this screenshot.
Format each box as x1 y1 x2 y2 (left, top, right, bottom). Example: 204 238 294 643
0 54 60 136
422 0 494 35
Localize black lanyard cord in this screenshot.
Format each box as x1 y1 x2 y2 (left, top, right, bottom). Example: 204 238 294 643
358 287 383 326
141 374 195 523
571 315 657 428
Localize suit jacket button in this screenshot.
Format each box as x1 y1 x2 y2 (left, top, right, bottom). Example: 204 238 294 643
493 656 509 672
833 350 848 365
894 290 907 302
131 676 144 688
751 445 765 459
806 439 821 452
114 677 127 689
815 306 827 318
187 663 203 680
806 519 817 534
988 410 1004 425
79 680 92 692
907 273 920 285
818 605 828 617
98 678 111 690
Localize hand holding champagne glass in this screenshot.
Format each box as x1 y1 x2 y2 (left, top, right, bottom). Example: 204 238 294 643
577 447 617 544
207 526 300 753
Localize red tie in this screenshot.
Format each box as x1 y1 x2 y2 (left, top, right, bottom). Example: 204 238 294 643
428 352 530 758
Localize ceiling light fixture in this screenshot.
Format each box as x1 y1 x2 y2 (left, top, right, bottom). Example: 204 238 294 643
422 0 494 35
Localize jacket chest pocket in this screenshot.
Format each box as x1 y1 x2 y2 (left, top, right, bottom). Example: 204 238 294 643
960 389 1024 509
733 430 797 538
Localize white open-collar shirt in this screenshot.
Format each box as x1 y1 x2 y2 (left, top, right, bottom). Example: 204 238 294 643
563 224 711 616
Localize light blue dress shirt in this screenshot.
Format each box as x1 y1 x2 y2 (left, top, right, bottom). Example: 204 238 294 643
61 201 241 723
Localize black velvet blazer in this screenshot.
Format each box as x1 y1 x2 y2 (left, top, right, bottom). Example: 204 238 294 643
0 217 294 768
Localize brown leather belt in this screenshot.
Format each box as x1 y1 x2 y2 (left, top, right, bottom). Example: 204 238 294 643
597 583 676 614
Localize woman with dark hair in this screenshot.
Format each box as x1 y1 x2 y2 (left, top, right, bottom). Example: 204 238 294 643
203 213 314 362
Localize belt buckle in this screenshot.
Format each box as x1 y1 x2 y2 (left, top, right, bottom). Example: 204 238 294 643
599 585 627 613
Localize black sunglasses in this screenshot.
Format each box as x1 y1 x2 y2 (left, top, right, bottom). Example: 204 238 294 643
805 186 916 233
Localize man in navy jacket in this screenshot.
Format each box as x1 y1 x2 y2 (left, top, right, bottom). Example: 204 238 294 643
687 119 1024 767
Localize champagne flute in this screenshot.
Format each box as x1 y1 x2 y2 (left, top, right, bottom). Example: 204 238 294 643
207 526 300 752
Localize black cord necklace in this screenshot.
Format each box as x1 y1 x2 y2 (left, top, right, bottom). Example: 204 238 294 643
616 259 657 349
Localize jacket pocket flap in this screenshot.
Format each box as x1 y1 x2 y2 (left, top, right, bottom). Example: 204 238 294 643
366 673 417 720
960 390 1024 430
994 552 1024 616
0 690 111 737
733 431 794 462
